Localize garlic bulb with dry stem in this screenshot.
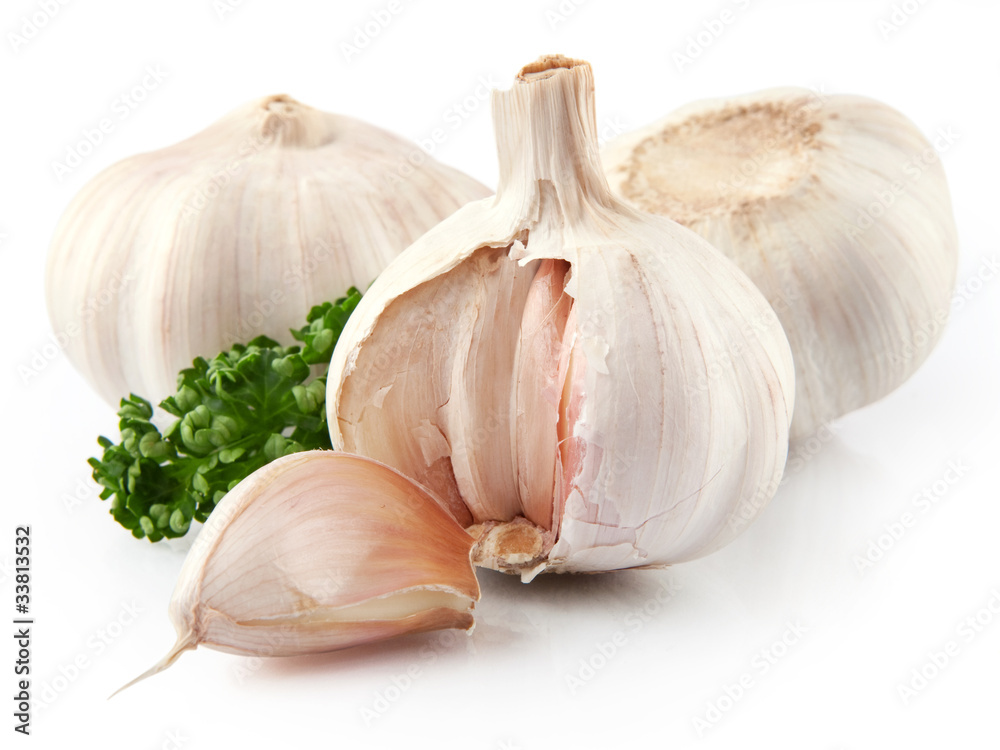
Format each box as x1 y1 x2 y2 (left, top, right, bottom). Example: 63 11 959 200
328 56 795 579
46 94 489 406
602 88 959 440
116 451 479 694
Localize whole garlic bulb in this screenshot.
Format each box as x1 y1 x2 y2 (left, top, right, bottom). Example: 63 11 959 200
117 451 479 693
46 94 489 405
602 88 959 440
327 57 795 579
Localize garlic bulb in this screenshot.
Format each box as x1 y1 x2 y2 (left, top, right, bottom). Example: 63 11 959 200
602 88 959 440
117 451 479 693
327 56 795 579
46 94 489 406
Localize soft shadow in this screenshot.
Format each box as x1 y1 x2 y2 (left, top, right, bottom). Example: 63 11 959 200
681 429 891 616
209 430 887 682
248 628 477 681
476 565 664 602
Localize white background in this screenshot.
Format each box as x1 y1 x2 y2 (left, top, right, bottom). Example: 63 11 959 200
2 0 998 747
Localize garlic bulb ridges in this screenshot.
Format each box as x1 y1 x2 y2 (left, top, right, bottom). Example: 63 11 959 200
115 451 479 694
602 88 959 440
328 56 794 578
46 94 489 405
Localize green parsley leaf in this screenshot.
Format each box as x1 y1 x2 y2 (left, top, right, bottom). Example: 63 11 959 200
89 287 362 541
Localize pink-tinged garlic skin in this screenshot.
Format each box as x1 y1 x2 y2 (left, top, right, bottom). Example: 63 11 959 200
515 259 573 530
541 212 793 570
171 452 479 654
328 57 794 576
553 303 584 546
117 451 480 694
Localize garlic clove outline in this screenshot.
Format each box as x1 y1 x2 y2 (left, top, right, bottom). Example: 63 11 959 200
47 94 490 405
328 56 795 578
115 451 479 694
601 87 959 440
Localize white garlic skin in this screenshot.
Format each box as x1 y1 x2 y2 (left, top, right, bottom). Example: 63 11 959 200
328 58 795 576
46 94 489 405
602 88 959 440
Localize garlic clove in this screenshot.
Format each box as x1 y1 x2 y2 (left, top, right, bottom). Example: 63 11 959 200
602 88 958 440
514 259 573 530
328 56 794 577
116 451 479 693
443 248 540 524
47 94 489 405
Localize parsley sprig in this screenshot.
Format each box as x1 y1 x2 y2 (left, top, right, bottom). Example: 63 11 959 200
89 288 361 541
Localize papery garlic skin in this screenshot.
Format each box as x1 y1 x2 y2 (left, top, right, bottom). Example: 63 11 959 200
328 57 795 577
117 451 478 692
46 94 489 405
602 88 959 440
